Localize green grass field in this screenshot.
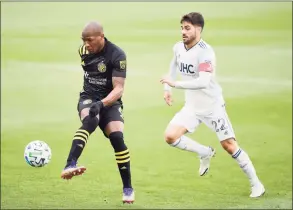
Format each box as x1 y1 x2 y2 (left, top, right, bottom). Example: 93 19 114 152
1 2 292 209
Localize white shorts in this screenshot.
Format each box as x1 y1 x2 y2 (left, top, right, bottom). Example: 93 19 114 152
169 104 236 141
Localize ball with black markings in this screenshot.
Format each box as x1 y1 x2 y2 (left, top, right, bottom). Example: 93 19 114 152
24 140 52 167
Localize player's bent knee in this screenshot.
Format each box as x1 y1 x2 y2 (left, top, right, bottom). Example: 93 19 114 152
164 132 179 144
82 116 99 134
104 121 124 137
165 124 187 144
164 125 186 144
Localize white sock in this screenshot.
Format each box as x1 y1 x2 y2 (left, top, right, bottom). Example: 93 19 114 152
232 148 260 186
170 135 211 158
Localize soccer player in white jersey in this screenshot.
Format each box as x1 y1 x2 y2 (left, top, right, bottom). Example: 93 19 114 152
160 12 265 198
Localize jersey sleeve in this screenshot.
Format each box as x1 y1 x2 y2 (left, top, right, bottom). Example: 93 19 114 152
78 45 87 57
164 44 178 91
78 45 88 67
198 48 215 73
112 49 127 78
169 44 178 79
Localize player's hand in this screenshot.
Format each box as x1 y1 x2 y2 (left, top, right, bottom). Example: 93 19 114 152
89 101 104 118
160 77 175 88
164 91 173 106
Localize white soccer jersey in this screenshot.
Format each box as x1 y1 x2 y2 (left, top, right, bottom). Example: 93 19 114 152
166 39 224 115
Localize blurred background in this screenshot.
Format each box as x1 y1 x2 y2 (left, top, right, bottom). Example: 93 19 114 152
1 2 292 209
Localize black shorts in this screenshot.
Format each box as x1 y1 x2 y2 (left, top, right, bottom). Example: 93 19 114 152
77 93 124 137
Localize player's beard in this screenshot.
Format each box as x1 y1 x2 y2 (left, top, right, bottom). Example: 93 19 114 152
182 35 196 45
183 37 192 45
183 38 190 45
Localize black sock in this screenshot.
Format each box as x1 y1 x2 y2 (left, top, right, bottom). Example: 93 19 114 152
109 132 132 189
65 116 99 168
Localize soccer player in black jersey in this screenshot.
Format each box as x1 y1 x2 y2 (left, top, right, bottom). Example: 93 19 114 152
61 21 134 203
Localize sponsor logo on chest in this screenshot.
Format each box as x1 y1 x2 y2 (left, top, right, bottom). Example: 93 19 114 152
177 52 198 76
179 62 195 74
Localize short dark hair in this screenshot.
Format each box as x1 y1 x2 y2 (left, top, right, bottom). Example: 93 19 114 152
180 12 204 29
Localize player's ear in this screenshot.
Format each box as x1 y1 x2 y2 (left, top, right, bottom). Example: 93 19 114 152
196 26 202 33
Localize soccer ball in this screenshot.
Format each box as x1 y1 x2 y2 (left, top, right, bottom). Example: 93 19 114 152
24 140 52 167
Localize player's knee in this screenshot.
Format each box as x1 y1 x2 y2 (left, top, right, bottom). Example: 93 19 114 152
109 131 123 142
109 131 127 151
164 131 178 144
221 138 238 154
82 116 99 134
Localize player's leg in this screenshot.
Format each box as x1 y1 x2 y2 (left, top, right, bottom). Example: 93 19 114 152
99 104 134 204
205 104 265 197
221 138 265 198
61 95 99 180
164 106 215 176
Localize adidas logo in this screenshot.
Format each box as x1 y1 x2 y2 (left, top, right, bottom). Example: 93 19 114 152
77 144 84 148
120 166 127 170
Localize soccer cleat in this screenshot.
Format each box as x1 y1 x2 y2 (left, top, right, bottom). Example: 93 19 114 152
250 182 265 198
122 188 135 204
199 147 216 176
61 161 86 180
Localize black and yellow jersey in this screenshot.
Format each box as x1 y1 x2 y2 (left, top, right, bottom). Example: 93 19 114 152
78 38 126 105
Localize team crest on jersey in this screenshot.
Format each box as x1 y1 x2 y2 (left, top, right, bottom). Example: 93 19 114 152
83 99 92 105
119 60 126 70
97 62 106 73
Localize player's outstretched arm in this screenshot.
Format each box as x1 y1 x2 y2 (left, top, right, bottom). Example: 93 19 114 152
175 70 211 90
160 62 213 90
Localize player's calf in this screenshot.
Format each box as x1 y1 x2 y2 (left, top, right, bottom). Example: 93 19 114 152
109 131 132 190
165 125 215 176
165 125 212 158
62 115 99 179
221 138 265 197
